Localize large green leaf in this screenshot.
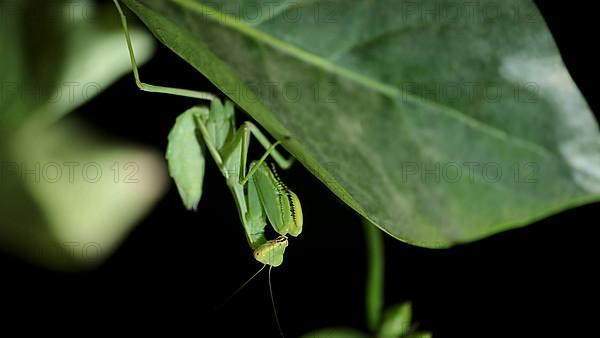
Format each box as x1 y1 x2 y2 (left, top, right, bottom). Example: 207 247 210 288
121 0 600 246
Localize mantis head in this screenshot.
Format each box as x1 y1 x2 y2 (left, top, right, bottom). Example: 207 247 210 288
253 236 288 267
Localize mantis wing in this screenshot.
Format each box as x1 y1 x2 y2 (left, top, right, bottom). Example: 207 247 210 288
166 107 207 210
250 161 290 236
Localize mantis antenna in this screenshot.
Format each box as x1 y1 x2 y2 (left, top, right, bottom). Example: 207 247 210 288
214 264 266 311
269 266 285 338
213 265 286 338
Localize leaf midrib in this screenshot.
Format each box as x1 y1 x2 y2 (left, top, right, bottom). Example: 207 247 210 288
168 0 398 96
166 0 557 159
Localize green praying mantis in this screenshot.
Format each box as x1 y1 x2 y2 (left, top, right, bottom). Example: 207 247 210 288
113 0 303 269
113 2 304 335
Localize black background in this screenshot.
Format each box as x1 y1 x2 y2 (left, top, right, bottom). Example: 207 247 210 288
1 1 597 337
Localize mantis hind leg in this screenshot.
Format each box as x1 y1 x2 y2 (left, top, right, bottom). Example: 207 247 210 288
113 0 218 101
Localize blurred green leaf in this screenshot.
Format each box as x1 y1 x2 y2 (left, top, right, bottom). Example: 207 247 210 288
1 0 154 130
404 333 432 338
299 328 370 338
0 0 164 269
166 107 207 210
0 0 28 129
122 0 600 246
379 302 412 338
5 119 167 269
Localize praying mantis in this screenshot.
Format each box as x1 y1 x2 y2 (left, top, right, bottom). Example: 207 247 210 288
113 2 303 335
112 0 303 268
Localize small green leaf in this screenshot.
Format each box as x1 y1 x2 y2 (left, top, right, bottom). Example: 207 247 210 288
166 107 208 210
379 302 412 338
404 333 432 338
299 328 369 338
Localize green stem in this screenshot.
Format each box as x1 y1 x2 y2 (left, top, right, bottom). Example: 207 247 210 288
364 220 384 332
